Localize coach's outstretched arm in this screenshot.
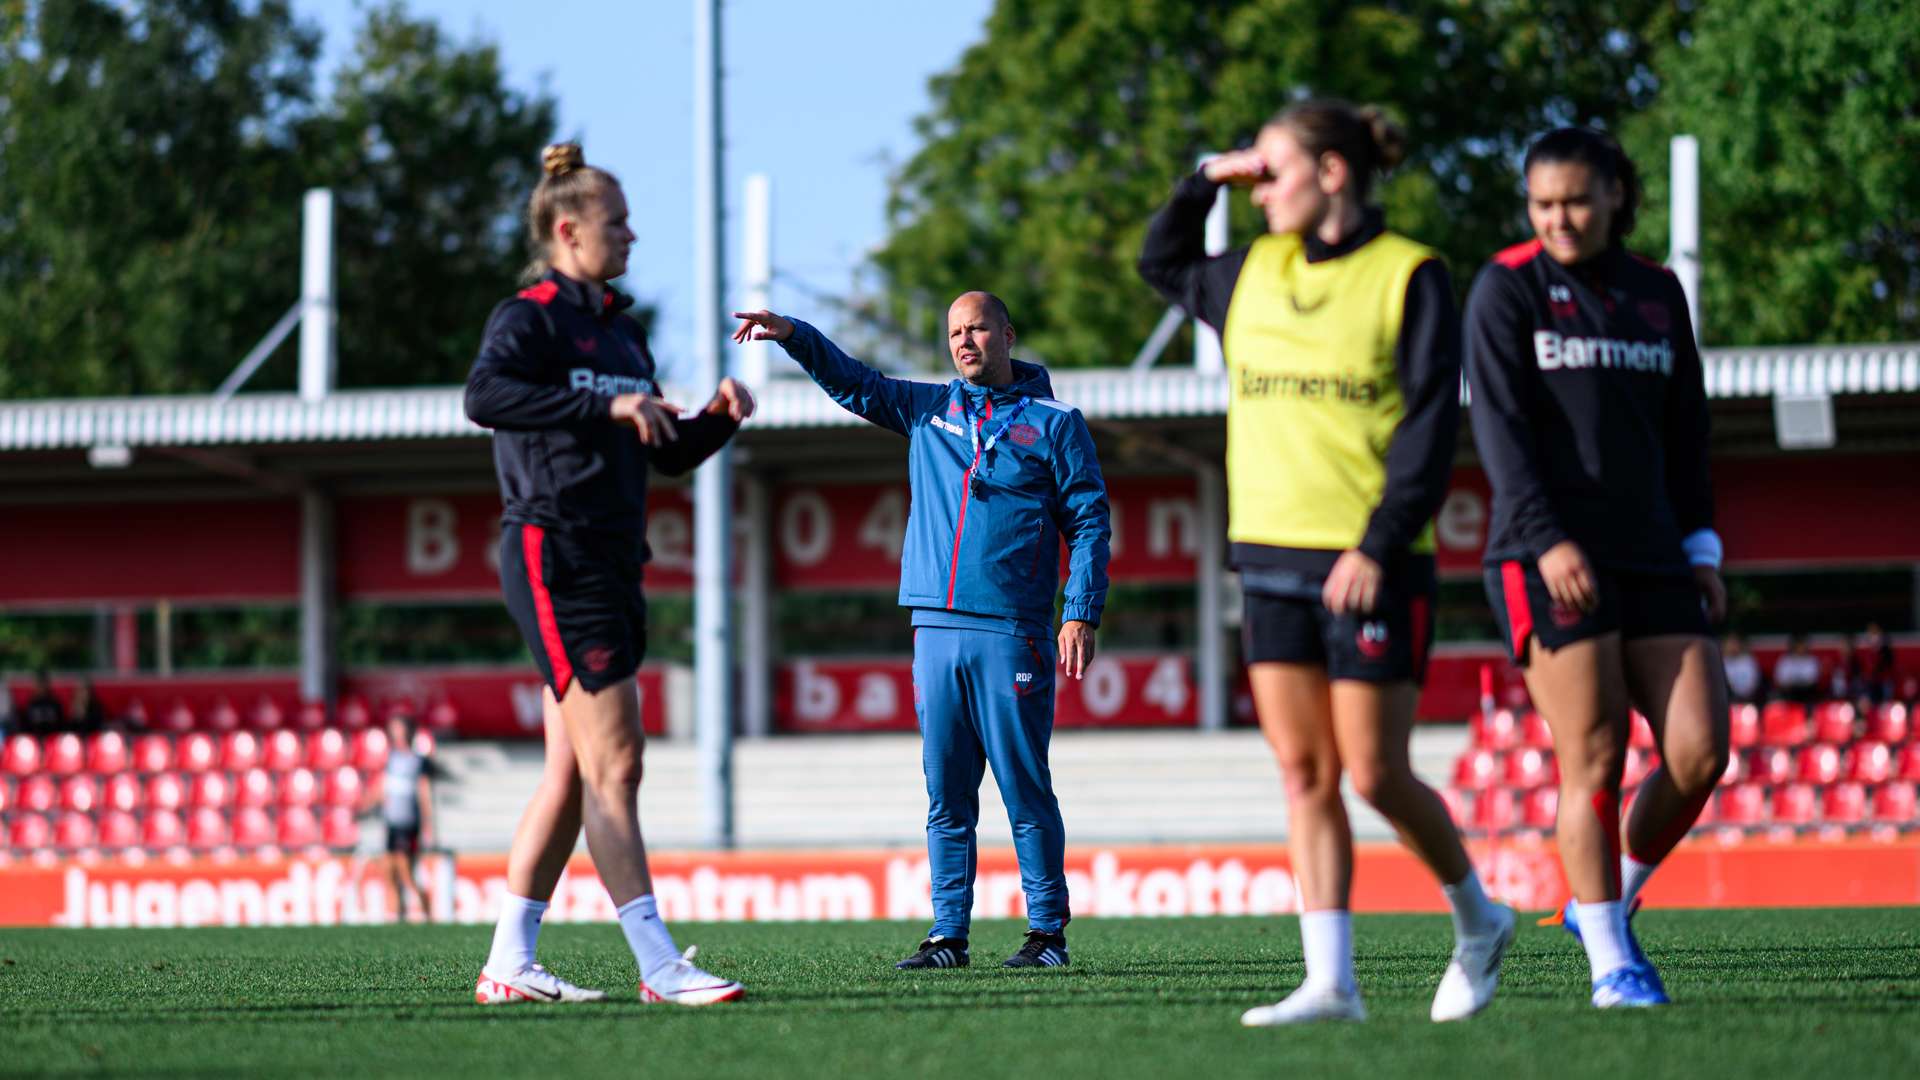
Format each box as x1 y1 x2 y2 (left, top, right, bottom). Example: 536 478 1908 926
732 310 942 436
1051 413 1112 678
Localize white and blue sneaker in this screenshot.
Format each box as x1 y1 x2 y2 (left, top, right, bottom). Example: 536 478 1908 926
1542 898 1667 997
1591 964 1669 1008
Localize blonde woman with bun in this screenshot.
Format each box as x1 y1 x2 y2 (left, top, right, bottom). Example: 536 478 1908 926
464 142 753 1007
1140 100 1513 1025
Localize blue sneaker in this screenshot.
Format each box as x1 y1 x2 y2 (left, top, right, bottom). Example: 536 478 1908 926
1590 964 1669 1008
1541 898 1666 996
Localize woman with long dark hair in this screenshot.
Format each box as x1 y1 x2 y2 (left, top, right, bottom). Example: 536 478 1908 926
1465 127 1729 1008
465 142 754 1007
1141 100 1514 1026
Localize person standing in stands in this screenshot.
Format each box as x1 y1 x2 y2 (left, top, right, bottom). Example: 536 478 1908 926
1465 127 1729 1009
1772 634 1822 704
1140 99 1514 1026
730 293 1109 972
21 670 64 735
465 142 753 1008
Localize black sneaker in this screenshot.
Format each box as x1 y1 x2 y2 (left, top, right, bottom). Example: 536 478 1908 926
895 936 969 969
1003 929 1069 968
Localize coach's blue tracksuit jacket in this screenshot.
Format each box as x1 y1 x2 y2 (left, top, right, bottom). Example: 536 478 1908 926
778 319 1111 938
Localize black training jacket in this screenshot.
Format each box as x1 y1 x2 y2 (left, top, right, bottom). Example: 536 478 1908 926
1462 240 1712 575
464 270 738 546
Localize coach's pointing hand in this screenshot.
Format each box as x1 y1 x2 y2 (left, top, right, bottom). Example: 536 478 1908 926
730 310 794 344
1058 620 1095 681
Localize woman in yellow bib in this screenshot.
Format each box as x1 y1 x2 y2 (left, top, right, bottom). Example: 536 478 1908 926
1141 100 1512 1026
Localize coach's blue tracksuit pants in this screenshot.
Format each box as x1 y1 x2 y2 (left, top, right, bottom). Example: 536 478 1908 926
912 626 1069 939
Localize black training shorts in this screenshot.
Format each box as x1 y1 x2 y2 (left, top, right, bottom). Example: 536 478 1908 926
500 523 647 696
385 823 421 858
1241 559 1435 685
1485 559 1711 666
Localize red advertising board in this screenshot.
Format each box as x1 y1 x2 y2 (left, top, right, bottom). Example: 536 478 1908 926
4 838 1914 928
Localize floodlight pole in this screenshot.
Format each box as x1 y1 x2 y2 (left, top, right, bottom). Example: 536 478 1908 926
692 0 736 849
298 188 337 710
1669 135 1701 338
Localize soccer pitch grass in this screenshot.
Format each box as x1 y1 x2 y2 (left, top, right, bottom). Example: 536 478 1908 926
2 910 1915 1078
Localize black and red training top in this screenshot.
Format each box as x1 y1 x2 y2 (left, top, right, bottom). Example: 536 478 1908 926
1462 240 1713 576
463 270 737 547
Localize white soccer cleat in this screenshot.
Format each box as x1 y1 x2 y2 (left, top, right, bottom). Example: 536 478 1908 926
1430 903 1517 1022
1240 982 1367 1026
474 963 608 1005
638 946 746 1007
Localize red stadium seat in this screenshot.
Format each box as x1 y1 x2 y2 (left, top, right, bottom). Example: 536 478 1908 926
1795 743 1843 786
1728 704 1760 749
86 731 130 774
189 771 233 810
1866 703 1910 745
1760 702 1810 747
1628 711 1656 749
1845 741 1895 785
1505 747 1558 789
1872 782 1916 825
1822 782 1869 826
1469 787 1518 833
8 811 52 851
97 809 141 850
278 805 322 848
250 696 286 731
1521 786 1559 831
1812 701 1857 746
221 731 263 772
1900 744 1920 783
176 732 218 773
58 775 100 815
3 733 43 776
232 806 276 849
263 730 304 772
296 701 329 731
427 699 459 734
1715 783 1769 827
121 697 151 730
322 805 360 848
103 773 143 814
410 731 436 757
351 729 391 773
1771 783 1819 826
235 767 276 808
141 809 186 849
18 774 57 814
306 729 348 772
1451 748 1501 791
280 767 319 808
54 811 97 852
187 806 231 850
323 765 364 808
1471 708 1520 750
1622 748 1659 789
1437 787 1470 828
1522 711 1555 749
0 776 10 814
44 732 86 775
145 772 188 813
338 696 373 732
205 697 241 732
131 734 173 774
1749 747 1795 787
162 699 196 733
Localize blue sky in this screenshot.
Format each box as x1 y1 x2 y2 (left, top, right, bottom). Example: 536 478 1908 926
298 0 996 383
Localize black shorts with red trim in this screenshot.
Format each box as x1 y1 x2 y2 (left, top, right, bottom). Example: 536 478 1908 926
499 522 647 696
1241 558 1436 685
1484 560 1711 666
385 823 421 857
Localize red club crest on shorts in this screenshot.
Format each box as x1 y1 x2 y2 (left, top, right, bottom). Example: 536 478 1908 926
1549 604 1583 628
1356 621 1389 659
583 647 614 673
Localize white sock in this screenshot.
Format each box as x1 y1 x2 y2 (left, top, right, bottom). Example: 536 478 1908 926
1299 909 1356 993
1620 855 1657 906
616 894 682 982
1577 899 1633 981
484 894 547 976
1441 872 1503 939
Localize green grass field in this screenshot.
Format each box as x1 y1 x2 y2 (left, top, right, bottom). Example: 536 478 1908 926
1 909 1915 1078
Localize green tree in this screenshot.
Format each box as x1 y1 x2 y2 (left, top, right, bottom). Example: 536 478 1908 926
1623 0 1919 345
0 0 560 398
872 0 1690 366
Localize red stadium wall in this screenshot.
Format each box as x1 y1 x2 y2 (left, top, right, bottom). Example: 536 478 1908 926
3 838 1914 928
